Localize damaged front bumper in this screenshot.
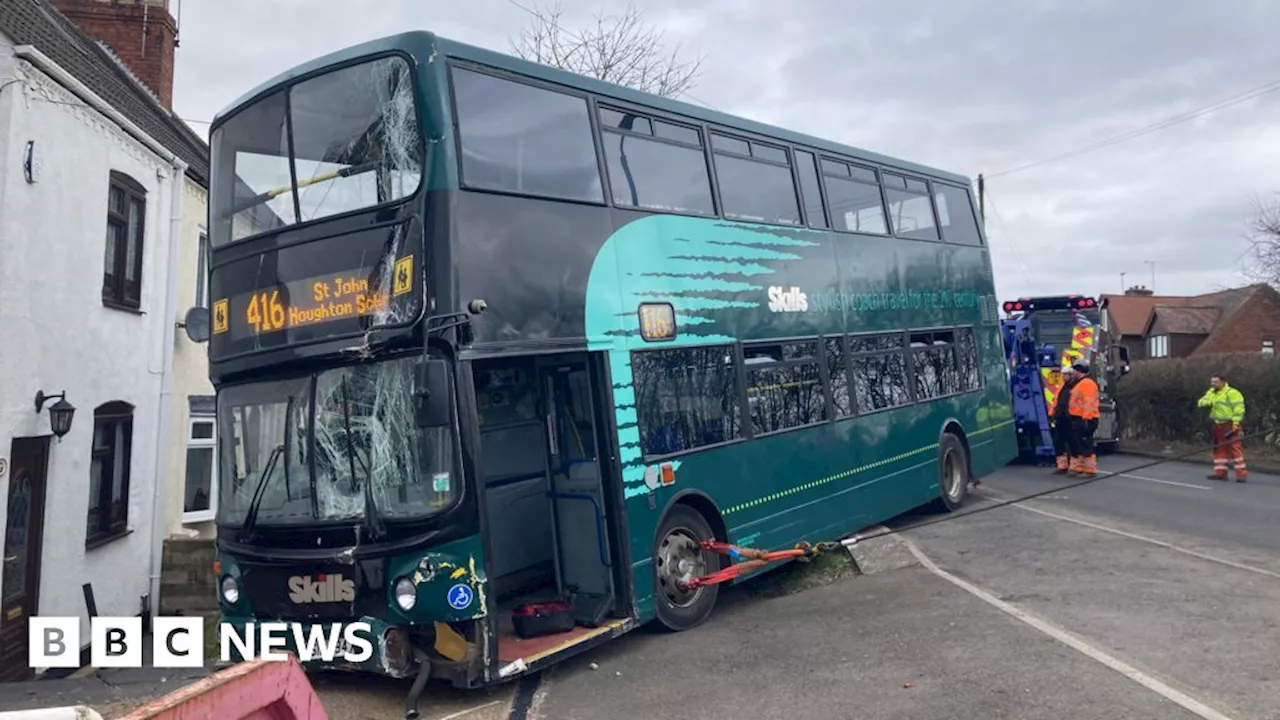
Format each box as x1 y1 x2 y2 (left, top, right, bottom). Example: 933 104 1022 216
220 615 417 678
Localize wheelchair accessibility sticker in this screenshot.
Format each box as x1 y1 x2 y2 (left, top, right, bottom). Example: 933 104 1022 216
447 583 474 610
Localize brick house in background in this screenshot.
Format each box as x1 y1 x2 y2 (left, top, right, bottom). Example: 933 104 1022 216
1100 284 1280 360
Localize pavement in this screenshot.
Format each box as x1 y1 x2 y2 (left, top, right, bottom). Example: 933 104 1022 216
0 668 211 717
3 454 1276 719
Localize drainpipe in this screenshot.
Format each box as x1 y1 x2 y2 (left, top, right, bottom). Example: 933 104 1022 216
145 159 186 620
13 44 189 621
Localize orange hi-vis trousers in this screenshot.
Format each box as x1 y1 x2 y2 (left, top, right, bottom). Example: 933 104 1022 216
1211 422 1247 479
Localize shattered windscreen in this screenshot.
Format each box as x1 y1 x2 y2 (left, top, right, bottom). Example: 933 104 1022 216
216 355 458 527
209 54 424 247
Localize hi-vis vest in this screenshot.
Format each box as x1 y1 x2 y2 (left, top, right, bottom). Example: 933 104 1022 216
1198 385 1245 424
1068 377 1099 420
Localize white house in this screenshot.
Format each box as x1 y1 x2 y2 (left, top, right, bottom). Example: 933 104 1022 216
0 0 209 679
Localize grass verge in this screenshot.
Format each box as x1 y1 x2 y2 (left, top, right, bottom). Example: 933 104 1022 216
744 551 860 598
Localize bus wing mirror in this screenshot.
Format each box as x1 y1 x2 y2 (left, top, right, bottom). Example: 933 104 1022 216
415 359 452 428
1117 347 1131 374
182 306 210 343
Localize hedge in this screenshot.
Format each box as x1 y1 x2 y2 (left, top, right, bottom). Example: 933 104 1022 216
1114 353 1280 451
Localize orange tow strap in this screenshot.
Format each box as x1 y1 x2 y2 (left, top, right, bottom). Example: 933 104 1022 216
680 540 845 590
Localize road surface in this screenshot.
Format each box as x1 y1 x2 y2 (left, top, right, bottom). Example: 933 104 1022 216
530 454 1280 719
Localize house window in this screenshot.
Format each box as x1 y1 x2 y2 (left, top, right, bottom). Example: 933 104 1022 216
103 172 146 310
1263 339 1275 355
88 401 134 546
183 417 217 523
195 232 209 308
1148 334 1169 359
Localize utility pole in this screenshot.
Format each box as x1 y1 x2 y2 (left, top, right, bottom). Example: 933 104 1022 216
977 173 985 221
1120 272 1126 293
1144 261 1156 292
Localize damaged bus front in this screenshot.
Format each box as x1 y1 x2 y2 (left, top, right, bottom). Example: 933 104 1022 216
189 37 496 713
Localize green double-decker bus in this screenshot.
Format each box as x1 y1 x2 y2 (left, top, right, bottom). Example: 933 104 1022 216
199 29 1016 715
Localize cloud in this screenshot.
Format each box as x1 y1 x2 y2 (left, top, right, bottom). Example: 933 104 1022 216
173 0 1280 299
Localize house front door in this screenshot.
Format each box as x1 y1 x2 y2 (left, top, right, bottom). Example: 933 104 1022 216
0 436 52 682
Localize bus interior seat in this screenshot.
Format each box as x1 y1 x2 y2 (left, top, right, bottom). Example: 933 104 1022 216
481 422 554 591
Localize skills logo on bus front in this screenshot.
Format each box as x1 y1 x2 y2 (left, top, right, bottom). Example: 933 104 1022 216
288 574 357 604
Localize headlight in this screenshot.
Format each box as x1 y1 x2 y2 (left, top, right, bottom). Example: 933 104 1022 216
394 577 416 611
220 575 239 604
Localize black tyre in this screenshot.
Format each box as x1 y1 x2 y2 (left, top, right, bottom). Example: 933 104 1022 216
931 433 969 513
652 504 720 632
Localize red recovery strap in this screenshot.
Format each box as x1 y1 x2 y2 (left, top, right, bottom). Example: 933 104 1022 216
679 540 848 590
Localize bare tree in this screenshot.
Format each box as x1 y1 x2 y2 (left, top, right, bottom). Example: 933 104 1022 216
1245 192 1280 286
510 2 703 98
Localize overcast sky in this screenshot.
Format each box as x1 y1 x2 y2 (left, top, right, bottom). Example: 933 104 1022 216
171 0 1280 301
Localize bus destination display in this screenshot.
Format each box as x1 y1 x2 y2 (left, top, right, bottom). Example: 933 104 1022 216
211 254 415 341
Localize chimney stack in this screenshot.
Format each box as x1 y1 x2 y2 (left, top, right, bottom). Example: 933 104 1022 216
1124 285 1154 296
48 0 177 109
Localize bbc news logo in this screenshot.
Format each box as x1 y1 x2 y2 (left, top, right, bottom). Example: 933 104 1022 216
28 617 374 668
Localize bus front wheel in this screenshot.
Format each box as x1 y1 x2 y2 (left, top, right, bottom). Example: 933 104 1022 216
932 433 969 513
652 504 720 632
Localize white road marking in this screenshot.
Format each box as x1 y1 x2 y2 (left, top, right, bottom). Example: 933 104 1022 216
1008 502 1280 581
900 538 1237 720
1118 473 1211 490
438 700 503 719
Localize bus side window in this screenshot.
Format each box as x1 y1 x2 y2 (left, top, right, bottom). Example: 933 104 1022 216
934 183 983 246
824 159 888 235
884 173 940 241
597 106 715 217
632 345 740 456
710 133 801 226
451 67 603 203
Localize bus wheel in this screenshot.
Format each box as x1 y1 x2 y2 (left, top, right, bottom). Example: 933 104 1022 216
653 504 720 632
932 433 969 513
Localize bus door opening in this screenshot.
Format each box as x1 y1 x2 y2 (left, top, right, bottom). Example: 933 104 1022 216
473 355 623 666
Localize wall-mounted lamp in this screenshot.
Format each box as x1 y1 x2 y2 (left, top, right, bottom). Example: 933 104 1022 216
35 390 75 440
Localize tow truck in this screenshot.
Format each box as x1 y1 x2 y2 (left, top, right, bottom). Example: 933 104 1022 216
1000 295 1130 463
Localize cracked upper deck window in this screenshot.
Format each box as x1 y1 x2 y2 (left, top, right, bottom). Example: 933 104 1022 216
209 55 425 247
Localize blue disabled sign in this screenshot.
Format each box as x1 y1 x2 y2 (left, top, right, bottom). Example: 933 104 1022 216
447 583 473 611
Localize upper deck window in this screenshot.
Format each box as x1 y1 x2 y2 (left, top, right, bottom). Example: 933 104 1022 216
209 55 423 247
934 183 984 246
884 172 939 241
822 158 888 235
711 133 801 226
598 106 715 216
453 68 604 203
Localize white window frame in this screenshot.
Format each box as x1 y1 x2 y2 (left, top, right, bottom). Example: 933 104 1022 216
1148 334 1169 359
194 230 209 308
182 415 217 524
1263 339 1275 355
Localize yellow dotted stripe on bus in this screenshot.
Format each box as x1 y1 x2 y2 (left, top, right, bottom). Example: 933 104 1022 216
722 419 1014 516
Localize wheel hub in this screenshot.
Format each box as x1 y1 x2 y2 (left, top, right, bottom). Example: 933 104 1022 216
657 528 706 608
944 450 964 501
